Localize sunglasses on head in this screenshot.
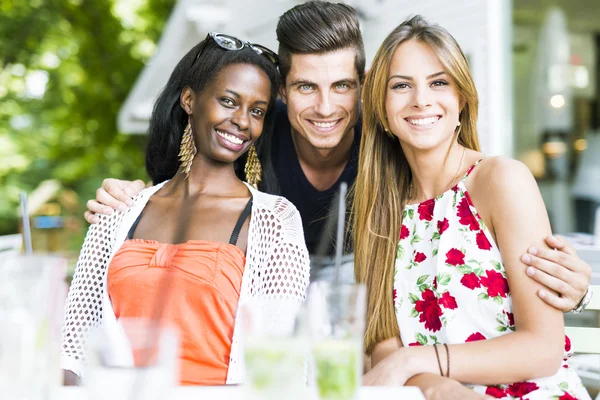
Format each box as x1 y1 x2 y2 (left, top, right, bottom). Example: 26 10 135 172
191 32 279 68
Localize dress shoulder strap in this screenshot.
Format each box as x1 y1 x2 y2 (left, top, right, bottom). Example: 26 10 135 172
229 196 253 246
127 211 144 239
460 156 487 182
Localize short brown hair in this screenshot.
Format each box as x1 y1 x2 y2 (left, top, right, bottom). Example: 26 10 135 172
276 1 365 84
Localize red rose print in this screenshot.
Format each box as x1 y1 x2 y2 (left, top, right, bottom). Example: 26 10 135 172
433 276 437 290
418 199 435 221
485 386 506 398
464 190 475 204
408 342 421 347
445 248 465 266
460 273 481 289
480 270 509 298
456 197 479 230
393 289 397 301
466 332 486 342
414 252 427 263
476 230 492 250
415 289 442 332
564 335 571 352
506 381 539 397
400 224 409 240
439 292 457 309
505 312 514 326
558 392 577 400
437 218 449 235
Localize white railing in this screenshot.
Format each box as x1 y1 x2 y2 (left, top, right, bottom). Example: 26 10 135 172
0 234 22 255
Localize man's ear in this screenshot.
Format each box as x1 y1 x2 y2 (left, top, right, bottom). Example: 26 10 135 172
279 83 288 105
180 86 194 114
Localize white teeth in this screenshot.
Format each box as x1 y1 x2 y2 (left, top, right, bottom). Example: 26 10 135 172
217 130 244 145
312 120 337 128
407 117 440 126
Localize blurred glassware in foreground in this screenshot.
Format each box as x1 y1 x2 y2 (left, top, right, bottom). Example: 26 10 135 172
307 282 366 400
241 298 308 400
84 317 178 400
0 254 67 400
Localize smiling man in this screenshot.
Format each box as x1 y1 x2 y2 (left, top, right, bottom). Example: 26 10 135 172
268 2 363 271
86 1 592 318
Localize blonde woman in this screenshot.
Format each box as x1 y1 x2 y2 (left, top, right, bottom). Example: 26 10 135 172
353 16 590 400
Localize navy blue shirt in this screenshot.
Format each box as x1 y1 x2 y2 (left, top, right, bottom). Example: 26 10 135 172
270 101 360 255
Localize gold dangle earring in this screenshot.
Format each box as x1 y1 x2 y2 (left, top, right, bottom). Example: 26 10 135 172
244 145 262 189
178 116 197 178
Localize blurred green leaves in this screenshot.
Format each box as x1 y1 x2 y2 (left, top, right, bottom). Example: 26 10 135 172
0 0 175 241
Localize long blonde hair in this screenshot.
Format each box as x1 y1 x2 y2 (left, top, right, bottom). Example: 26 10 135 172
352 15 480 354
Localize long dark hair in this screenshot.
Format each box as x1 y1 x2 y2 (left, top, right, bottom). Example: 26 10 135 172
145 37 280 191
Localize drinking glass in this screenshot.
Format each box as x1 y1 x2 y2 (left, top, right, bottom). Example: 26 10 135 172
241 298 308 400
84 318 178 400
0 254 67 400
307 282 366 400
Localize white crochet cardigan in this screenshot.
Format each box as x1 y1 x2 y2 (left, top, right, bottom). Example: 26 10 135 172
61 182 311 383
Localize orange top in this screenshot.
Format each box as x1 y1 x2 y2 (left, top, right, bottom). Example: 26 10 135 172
107 239 245 385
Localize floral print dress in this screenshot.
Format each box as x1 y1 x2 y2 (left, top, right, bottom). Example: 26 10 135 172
393 158 591 400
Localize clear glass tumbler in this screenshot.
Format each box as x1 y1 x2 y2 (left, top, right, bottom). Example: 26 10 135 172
84 318 178 400
0 254 66 400
241 298 308 400
307 282 366 400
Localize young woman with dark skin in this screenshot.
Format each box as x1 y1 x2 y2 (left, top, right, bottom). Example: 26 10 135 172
61 34 310 386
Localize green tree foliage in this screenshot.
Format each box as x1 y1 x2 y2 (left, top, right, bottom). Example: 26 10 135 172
0 0 175 242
